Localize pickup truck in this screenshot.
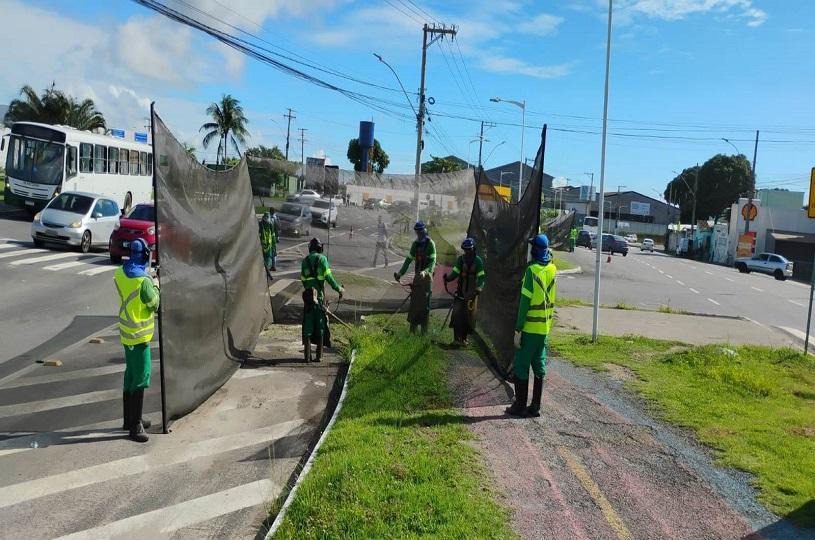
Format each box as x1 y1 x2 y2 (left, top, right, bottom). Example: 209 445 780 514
734 252 793 281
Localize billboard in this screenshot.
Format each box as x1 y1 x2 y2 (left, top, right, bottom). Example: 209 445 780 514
630 201 651 216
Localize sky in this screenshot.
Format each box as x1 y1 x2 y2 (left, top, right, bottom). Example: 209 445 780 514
2 0 814 200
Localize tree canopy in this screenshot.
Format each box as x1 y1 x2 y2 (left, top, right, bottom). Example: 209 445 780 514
246 144 285 160
347 138 390 173
665 154 753 223
421 155 465 174
4 83 106 131
200 94 249 165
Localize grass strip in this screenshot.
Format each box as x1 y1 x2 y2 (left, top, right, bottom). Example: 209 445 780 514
550 333 815 527
273 318 515 539
552 250 577 271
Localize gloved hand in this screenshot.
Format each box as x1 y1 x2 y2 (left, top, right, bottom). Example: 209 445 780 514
393 272 401 282
513 331 522 350
419 270 429 280
474 288 482 296
338 287 344 300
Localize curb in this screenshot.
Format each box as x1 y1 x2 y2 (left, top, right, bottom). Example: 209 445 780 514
558 266 582 275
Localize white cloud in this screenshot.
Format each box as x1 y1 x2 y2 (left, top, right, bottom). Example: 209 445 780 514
480 54 572 79
617 0 767 27
518 13 564 36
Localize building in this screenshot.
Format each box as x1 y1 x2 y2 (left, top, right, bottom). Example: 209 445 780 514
565 190 680 239
483 161 553 202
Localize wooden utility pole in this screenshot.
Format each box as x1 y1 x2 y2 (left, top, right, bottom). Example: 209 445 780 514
284 108 296 160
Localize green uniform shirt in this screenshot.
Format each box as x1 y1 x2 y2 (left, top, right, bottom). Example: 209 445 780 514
140 278 160 312
448 255 486 290
301 252 342 298
398 238 437 277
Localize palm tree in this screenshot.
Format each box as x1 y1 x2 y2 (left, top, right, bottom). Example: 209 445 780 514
182 142 197 157
199 95 249 165
3 83 106 131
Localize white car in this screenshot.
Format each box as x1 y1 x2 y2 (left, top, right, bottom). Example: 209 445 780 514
641 238 654 252
32 191 121 253
294 189 321 204
624 234 638 244
735 252 793 281
310 198 338 228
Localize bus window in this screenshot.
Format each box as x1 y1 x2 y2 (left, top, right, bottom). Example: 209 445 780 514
147 153 153 176
108 147 119 174
80 143 92 173
94 145 106 174
140 152 148 176
129 150 139 175
67 146 77 177
119 149 129 175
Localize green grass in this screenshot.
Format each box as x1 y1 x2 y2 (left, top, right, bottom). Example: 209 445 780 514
658 304 690 315
0 174 5 203
557 296 592 308
550 333 815 527
333 271 385 288
552 250 577 271
273 318 516 539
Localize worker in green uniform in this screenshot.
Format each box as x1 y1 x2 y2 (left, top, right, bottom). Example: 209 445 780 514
444 237 485 345
569 227 578 252
506 234 557 418
301 238 343 362
259 212 277 273
394 221 436 335
113 238 160 443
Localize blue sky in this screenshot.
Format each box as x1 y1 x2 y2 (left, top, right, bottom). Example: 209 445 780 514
3 0 814 199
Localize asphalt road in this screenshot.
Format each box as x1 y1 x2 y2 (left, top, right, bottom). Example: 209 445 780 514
559 246 814 344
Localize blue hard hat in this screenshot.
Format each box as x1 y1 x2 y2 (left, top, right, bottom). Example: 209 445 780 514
461 237 475 250
528 234 550 250
414 221 427 232
130 237 150 263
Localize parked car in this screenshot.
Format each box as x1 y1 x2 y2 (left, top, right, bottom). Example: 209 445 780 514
32 192 120 253
576 230 593 248
592 233 628 256
624 234 638 244
310 198 338 228
734 252 793 280
363 197 381 210
109 203 156 263
277 202 312 237
641 238 655 252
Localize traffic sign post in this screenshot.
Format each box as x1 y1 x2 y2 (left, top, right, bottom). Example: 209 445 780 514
805 167 815 354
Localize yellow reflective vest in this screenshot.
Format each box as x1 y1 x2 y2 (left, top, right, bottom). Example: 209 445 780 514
520 262 557 335
114 268 156 346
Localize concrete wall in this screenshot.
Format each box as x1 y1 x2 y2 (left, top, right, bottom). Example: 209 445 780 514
728 197 815 260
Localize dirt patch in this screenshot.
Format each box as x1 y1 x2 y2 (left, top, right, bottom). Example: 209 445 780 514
789 426 815 438
603 363 636 382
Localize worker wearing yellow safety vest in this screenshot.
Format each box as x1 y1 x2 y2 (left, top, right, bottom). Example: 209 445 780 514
506 233 557 418
113 238 160 442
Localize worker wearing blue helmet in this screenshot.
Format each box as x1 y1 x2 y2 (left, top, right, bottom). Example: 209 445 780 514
506 233 557 418
113 238 160 442
444 237 485 345
394 220 437 334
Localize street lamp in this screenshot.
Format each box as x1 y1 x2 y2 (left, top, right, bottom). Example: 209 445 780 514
482 140 506 168
721 137 741 155
499 171 514 189
490 96 526 202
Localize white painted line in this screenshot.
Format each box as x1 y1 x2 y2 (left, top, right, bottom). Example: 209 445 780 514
566 276 576 280
78 264 118 276
746 317 767 328
707 298 720 306
0 248 47 260
10 252 79 265
0 364 127 389
268 278 295 296
658 270 664 274
665 274 673 279
57 479 278 539
44 256 107 271
751 286 764 293
0 389 121 418
676 280 685 286
690 266 698 270
778 326 815 348
725 277 734 282
0 244 18 250
788 300 805 307
689 288 700 294
0 419 304 509
705 271 713 275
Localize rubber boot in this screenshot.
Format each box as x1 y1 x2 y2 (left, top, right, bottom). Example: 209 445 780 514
505 379 529 417
129 389 149 443
123 392 151 430
304 337 312 363
410 323 418 334
315 340 323 362
526 377 544 417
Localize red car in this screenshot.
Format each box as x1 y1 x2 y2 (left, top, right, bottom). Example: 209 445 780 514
109 203 157 263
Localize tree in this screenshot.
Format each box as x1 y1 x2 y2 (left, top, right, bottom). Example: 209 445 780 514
246 145 285 160
4 83 106 131
183 143 196 158
347 138 390 173
665 154 752 223
421 155 465 174
199 94 249 165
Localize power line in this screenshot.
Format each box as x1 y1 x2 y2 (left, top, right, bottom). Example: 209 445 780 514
382 0 424 24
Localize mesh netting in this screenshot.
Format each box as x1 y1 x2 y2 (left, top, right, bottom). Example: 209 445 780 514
542 210 577 250
153 111 272 421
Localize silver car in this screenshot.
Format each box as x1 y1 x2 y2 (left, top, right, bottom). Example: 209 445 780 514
735 252 794 281
276 202 312 237
31 191 121 253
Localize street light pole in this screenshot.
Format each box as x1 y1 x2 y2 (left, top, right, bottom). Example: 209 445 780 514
482 140 505 168
490 97 526 202
723 134 760 235
584 172 594 217
615 184 626 234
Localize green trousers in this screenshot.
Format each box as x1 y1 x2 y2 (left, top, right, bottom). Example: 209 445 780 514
513 333 548 381
123 343 151 392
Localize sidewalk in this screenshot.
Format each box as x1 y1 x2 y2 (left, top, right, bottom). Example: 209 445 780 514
556 305 800 347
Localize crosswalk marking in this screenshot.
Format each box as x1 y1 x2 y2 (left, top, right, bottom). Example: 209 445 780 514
0 247 46 259
0 243 18 250
0 388 121 418
44 256 108 271
78 264 118 276
268 278 295 296
10 252 80 265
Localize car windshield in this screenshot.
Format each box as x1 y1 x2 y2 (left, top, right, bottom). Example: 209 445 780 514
313 200 330 209
5 135 65 186
128 205 155 221
281 203 303 216
47 193 93 215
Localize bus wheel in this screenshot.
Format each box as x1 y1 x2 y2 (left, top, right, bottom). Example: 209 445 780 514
123 192 133 214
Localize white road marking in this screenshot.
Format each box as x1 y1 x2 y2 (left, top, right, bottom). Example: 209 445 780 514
566 276 576 280
0 243 18 250
676 280 685 286
268 278 295 296
778 326 815 348
56 479 279 539
725 277 734 282
10 252 79 265
707 298 720 306
705 271 713 275
746 317 767 328
0 364 127 389
44 256 108 271
788 300 805 307
78 264 118 276
689 288 700 294
0 420 303 509
0 389 121 418
751 286 764 293
0 248 47 260
665 274 673 279
690 266 698 270
658 270 664 274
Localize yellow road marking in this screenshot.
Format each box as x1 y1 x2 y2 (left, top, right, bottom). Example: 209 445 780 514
558 447 632 540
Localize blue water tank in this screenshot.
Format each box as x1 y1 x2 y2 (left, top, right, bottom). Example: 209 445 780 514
359 121 375 148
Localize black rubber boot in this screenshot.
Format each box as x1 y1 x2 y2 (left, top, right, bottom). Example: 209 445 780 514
316 340 323 362
505 379 529 417
526 377 544 417
304 337 312 363
122 392 131 431
129 389 149 443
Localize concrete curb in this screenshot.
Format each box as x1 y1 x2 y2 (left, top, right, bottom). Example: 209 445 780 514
558 266 582 275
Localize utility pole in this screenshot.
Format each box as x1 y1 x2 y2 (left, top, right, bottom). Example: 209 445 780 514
284 108 296 160
414 23 457 221
744 129 759 234
691 164 699 255
584 172 595 217
298 128 308 191
476 121 495 169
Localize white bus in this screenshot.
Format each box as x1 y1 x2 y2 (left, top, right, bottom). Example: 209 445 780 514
582 215 599 235
2 122 152 214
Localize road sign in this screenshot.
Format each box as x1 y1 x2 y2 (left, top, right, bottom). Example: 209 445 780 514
741 202 758 221
808 168 815 218
109 128 125 138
